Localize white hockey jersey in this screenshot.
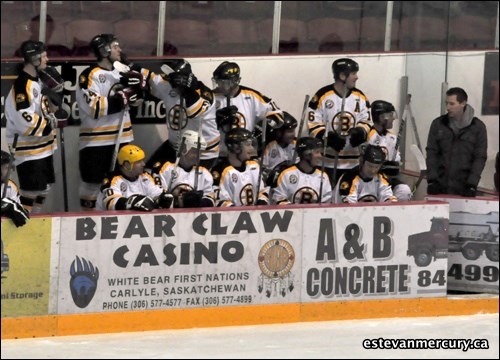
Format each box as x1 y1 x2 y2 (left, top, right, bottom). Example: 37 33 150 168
307 85 370 169
262 140 297 171
1 180 22 203
212 159 269 207
97 171 163 210
272 165 332 204
155 162 215 207
5 71 57 165
333 170 397 203
147 72 220 160
76 65 133 150
366 128 401 163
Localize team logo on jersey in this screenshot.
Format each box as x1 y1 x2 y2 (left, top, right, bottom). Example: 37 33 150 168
332 111 355 136
98 74 106 83
240 183 254 205
325 99 334 109
120 183 127 192
167 105 188 130
231 173 238 183
257 239 295 298
15 93 26 103
289 174 298 184
293 187 318 204
270 149 278 158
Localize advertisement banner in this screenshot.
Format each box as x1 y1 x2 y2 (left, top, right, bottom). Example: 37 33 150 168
426 196 499 294
57 209 302 314
301 203 450 301
1 218 52 317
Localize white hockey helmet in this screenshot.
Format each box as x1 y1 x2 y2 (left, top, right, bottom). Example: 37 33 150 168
181 130 207 152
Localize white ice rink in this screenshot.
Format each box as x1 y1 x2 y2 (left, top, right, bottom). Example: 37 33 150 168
1 313 498 359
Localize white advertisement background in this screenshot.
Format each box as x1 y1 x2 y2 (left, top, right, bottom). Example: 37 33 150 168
57 209 303 314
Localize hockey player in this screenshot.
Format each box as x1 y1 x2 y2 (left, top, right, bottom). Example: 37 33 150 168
5 40 58 213
212 61 284 157
334 144 397 203
307 58 371 186
367 100 412 201
262 112 298 170
97 145 173 211
154 130 215 208
272 137 332 205
1 151 29 227
142 59 220 170
212 128 269 207
76 33 144 211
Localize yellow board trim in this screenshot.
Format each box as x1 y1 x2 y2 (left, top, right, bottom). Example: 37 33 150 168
1 297 498 339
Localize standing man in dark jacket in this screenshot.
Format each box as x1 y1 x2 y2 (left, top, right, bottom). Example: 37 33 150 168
426 87 487 197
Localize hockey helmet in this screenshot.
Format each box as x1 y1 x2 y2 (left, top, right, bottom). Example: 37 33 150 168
361 144 386 164
118 144 145 166
297 137 323 158
90 34 118 60
371 100 396 123
181 130 207 152
1 150 10 166
20 40 46 67
161 59 192 75
225 128 255 153
213 61 240 81
279 112 298 130
332 58 359 80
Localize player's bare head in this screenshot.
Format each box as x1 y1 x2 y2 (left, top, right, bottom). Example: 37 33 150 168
332 58 359 81
20 40 47 68
90 34 119 61
297 137 323 166
118 144 145 174
212 61 240 96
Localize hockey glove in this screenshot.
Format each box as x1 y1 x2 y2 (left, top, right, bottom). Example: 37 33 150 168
462 184 477 197
119 70 145 89
156 191 174 209
348 127 367 147
427 181 442 195
180 190 203 208
115 88 138 108
216 105 238 132
125 194 155 211
39 66 64 93
255 199 269 206
381 160 400 177
1 198 29 227
169 72 198 93
326 131 346 152
266 111 285 129
265 161 289 188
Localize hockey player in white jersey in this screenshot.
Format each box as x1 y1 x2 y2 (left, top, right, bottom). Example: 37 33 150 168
141 59 220 171
272 137 332 205
307 58 371 186
212 128 269 207
367 100 412 201
154 130 215 208
97 145 173 211
334 144 397 203
212 61 284 157
1 151 29 227
77 34 144 211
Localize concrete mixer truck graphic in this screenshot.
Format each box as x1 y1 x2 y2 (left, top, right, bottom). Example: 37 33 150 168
407 211 499 267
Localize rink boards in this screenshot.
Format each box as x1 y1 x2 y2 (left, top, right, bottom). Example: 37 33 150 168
1 200 498 339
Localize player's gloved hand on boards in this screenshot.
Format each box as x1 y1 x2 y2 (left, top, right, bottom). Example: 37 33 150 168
462 184 477 197
1 198 29 227
125 194 155 211
216 106 238 131
326 131 346 152
180 190 203 208
427 181 442 195
156 191 174 209
348 127 367 147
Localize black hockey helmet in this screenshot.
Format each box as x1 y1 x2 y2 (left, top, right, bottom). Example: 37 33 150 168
361 144 386 164
225 128 255 153
279 112 298 130
297 137 323 158
213 61 240 81
20 40 46 66
332 58 359 80
90 34 118 60
371 100 396 123
1 150 10 166
162 59 192 75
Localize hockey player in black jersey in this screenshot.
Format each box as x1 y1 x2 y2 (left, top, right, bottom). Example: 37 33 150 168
212 128 269 207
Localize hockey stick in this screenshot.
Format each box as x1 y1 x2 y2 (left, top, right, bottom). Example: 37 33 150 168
2 134 19 199
193 119 203 191
290 95 310 165
113 61 131 73
392 95 409 161
410 144 427 194
167 137 186 194
406 95 423 153
59 125 69 212
255 116 268 205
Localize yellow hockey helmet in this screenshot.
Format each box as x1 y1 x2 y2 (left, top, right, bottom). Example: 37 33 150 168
118 144 145 165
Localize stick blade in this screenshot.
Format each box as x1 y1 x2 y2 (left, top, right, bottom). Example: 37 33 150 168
113 61 130 73
410 144 427 171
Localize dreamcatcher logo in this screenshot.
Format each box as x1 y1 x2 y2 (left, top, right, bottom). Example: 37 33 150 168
257 239 295 298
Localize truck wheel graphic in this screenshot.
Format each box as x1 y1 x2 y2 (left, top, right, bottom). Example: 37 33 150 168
415 247 432 267
486 245 499 262
461 244 481 260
